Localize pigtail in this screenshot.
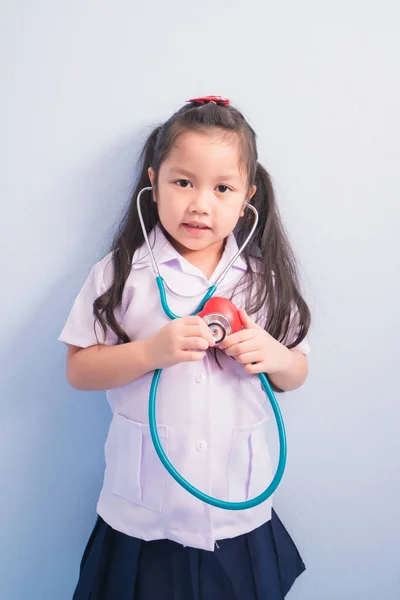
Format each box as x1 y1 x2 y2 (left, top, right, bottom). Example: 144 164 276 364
236 162 310 349
93 126 162 344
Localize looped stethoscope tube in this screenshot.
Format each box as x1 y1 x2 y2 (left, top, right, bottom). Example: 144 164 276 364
137 187 287 510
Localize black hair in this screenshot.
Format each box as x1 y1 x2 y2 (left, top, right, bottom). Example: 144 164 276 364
94 100 310 350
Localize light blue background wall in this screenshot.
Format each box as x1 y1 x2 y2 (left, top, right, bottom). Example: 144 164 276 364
1 1 399 598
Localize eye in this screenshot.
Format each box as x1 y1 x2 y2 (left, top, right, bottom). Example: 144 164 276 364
216 185 231 193
174 179 192 188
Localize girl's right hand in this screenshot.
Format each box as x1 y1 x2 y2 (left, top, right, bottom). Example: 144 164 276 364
145 316 215 370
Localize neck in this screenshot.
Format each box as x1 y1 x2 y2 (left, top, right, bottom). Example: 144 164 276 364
169 237 226 280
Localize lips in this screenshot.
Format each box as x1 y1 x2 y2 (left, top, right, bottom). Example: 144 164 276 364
182 222 211 236
183 222 210 229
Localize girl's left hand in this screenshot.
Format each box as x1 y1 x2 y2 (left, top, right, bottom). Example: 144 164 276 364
218 308 291 375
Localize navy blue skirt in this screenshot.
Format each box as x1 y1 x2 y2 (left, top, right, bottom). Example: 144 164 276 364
73 509 305 600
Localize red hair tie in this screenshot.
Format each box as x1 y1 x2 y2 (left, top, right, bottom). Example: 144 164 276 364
187 96 230 106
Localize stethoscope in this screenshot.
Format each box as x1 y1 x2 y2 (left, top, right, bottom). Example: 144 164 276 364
137 186 287 510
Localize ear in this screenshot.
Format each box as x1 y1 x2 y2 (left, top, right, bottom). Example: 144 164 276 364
249 184 257 200
148 167 157 202
240 185 257 217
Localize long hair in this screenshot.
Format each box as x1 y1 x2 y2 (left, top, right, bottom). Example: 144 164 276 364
94 101 310 347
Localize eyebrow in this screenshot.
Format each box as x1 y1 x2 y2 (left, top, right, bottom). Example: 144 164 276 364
168 167 241 182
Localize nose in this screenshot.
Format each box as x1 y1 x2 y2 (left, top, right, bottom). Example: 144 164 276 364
188 189 213 214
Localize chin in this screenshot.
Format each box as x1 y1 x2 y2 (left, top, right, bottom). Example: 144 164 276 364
178 238 210 251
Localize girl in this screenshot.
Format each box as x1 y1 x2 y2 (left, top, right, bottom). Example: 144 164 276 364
59 96 311 600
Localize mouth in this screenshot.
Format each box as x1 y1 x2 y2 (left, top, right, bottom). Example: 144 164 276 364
182 222 211 234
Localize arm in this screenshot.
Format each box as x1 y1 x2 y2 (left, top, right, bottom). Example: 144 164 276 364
66 341 153 391
267 347 308 392
66 315 215 391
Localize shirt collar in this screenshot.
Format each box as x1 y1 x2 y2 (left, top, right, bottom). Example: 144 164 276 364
132 224 247 278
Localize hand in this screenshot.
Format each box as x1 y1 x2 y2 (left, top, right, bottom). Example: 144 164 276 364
146 316 215 370
218 308 291 375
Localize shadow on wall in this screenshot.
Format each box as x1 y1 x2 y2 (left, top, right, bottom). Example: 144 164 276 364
0 134 145 600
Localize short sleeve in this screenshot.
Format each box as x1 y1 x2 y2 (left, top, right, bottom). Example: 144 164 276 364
58 253 120 348
282 302 311 355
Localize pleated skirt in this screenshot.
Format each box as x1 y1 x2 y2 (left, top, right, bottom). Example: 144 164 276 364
73 509 305 600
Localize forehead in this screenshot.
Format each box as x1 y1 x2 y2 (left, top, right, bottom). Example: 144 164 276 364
161 129 246 181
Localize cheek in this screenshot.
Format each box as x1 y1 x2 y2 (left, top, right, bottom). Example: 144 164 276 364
218 202 244 230
157 194 181 226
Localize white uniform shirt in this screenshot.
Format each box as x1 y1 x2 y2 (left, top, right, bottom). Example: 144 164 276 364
59 225 310 551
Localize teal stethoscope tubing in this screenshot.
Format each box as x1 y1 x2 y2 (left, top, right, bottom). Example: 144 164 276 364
137 186 287 510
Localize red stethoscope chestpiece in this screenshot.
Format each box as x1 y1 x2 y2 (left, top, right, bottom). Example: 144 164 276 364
197 297 242 344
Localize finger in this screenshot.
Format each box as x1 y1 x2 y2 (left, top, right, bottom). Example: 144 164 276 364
183 325 215 345
224 340 257 357
218 329 254 350
234 351 261 365
180 350 207 362
199 321 221 343
180 337 212 351
239 308 260 330
181 316 207 327
244 362 264 374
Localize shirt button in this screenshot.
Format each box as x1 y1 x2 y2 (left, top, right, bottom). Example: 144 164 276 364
196 440 207 452
195 373 204 383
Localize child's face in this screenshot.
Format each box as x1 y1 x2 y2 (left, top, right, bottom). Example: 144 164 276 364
148 129 256 262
